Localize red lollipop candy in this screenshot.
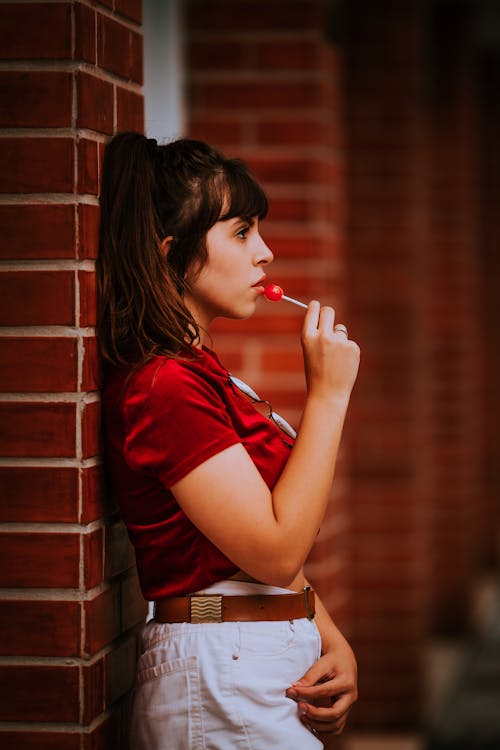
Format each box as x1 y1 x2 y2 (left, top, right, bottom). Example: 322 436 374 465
264 284 284 301
263 284 308 309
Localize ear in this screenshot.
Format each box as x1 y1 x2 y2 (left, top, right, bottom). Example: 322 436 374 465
160 236 173 256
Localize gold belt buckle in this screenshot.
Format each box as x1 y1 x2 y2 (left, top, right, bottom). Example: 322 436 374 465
303 586 314 620
190 594 223 623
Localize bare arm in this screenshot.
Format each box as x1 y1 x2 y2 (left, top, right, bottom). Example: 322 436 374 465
171 302 360 586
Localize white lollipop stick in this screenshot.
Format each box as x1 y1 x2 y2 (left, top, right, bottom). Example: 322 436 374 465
281 295 308 309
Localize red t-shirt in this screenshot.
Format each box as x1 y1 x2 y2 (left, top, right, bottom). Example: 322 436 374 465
102 346 293 600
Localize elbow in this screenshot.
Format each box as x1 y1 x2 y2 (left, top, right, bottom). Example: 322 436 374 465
254 551 304 589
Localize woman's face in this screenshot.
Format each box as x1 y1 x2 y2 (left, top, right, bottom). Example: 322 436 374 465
184 216 273 329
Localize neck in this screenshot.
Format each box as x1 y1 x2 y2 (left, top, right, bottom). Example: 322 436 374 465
184 294 212 348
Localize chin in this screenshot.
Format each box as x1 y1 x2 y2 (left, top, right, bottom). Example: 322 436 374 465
223 301 257 320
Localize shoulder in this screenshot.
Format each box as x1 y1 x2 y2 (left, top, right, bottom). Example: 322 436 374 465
124 351 227 415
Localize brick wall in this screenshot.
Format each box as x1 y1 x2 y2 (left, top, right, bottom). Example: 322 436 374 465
0 2 146 747
343 0 495 732
425 2 484 634
184 0 352 626
343 0 430 728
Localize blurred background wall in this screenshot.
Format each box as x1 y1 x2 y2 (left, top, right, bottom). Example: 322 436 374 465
0 0 498 748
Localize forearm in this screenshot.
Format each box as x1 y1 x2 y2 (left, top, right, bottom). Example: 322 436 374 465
270 393 350 577
312 589 350 655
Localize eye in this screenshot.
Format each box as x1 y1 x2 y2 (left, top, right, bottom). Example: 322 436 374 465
236 226 249 240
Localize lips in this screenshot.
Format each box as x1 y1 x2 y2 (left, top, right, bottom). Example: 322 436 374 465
252 276 266 288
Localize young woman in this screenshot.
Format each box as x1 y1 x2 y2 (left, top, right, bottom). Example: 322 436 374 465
97 132 360 750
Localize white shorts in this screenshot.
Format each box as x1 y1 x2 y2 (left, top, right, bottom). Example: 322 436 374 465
130 580 323 750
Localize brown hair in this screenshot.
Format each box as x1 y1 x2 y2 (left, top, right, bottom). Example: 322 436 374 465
96 132 268 366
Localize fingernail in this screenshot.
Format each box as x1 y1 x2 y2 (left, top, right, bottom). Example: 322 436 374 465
286 688 298 699
298 703 309 717
292 680 304 686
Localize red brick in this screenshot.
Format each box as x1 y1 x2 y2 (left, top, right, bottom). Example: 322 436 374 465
0 204 75 260
82 712 122 750
262 348 304 373
75 2 96 64
187 118 244 146
78 139 99 195
84 528 104 588
0 337 77 392
245 155 314 184
187 0 323 32
82 336 102 392
82 657 105 724
0 600 80 657
257 119 324 146
0 138 74 193
84 586 121 655
82 400 101 459
77 72 113 135
188 40 247 71
191 81 320 109
115 0 142 24
0 467 78 523
0 270 74 325
266 198 310 222
116 87 144 132
82 464 117 523
98 15 143 84
256 40 318 70
78 204 100 259
0 665 79 722
0 732 79 750
0 72 72 127
0 3 72 59
264 234 323 259
0 402 76 458
79 270 97 326
0 532 79 587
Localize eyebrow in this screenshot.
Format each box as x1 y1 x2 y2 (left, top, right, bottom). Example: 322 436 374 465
232 216 255 226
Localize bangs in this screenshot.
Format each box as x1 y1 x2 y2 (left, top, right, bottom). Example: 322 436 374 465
219 160 268 222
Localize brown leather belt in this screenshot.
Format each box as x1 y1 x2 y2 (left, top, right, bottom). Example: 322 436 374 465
154 586 315 624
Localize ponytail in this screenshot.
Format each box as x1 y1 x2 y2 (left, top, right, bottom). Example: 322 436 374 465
97 132 199 365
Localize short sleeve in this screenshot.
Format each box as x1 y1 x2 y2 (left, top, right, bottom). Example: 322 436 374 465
122 361 241 487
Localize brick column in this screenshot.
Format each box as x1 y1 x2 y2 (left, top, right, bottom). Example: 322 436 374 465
184 0 351 626
425 3 484 633
343 0 430 729
480 54 500 571
0 2 146 748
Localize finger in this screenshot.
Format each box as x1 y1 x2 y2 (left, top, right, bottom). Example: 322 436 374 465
289 674 353 701
299 694 353 722
302 300 321 335
318 305 335 333
304 715 347 736
288 654 334 693
301 710 348 737
334 323 348 337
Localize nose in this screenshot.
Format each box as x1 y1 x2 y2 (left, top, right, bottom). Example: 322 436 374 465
255 235 274 265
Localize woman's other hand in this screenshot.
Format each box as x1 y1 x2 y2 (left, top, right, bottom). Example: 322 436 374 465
286 633 358 744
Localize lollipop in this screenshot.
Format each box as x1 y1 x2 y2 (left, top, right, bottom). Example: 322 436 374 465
263 284 308 309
